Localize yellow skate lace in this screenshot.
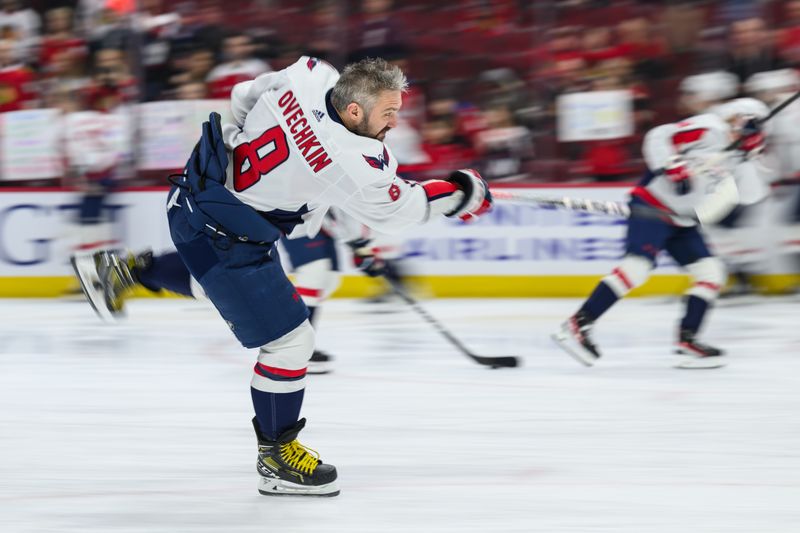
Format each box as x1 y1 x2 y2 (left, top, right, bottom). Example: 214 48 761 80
279 440 320 475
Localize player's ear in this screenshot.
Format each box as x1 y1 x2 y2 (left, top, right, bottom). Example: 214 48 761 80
345 102 361 120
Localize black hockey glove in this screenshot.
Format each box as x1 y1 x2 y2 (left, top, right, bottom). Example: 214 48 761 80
347 239 386 277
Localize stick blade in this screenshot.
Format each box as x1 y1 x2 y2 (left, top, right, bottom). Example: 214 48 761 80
472 355 521 368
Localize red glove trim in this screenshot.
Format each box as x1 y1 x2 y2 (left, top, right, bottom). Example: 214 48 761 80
422 180 458 201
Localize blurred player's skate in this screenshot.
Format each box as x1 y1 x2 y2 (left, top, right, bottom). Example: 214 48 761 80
254 417 339 497
70 250 140 321
552 311 601 366
674 329 726 369
307 350 333 375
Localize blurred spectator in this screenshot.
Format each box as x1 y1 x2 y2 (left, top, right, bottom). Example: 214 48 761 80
474 100 533 182
168 2 225 62
724 17 785 82
76 0 109 36
348 0 407 63
582 26 621 65
474 68 528 117
301 0 342 66
85 48 136 112
0 0 40 58
175 80 207 100
167 46 214 95
206 32 270 99
39 8 88 78
777 0 800 67
137 0 182 101
547 25 583 62
86 2 135 54
616 17 668 81
661 2 704 55
0 38 36 112
412 112 476 179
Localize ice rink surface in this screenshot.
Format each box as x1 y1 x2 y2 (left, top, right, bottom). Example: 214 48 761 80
1 295 799 533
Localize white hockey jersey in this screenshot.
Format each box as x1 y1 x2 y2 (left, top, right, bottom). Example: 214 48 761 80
633 113 751 226
220 56 430 239
762 92 800 180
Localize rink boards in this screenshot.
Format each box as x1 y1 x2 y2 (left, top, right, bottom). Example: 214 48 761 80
0 185 797 297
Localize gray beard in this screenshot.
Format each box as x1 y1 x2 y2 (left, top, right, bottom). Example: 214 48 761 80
353 116 373 138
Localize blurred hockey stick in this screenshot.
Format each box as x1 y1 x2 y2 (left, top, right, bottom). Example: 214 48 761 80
491 190 630 217
385 277 520 369
494 89 800 221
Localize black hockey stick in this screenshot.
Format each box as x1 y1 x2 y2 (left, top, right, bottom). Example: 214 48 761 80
385 277 520 369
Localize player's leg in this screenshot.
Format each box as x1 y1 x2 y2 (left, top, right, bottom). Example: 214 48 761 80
552 212 664 365
708 205 763 297
167 196 337 496
282 233 341 374
250 321 337 496
71 249 200 321
666 227 727 369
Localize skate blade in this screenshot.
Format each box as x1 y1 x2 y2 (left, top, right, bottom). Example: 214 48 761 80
674 354 727 369
258 476 340 497
70 254 115 322
551 330 597 367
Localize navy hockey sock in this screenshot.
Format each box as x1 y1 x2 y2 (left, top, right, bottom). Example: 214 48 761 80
251 387 305 441
134 252 193 297
579 281 619 321
680 295 709 333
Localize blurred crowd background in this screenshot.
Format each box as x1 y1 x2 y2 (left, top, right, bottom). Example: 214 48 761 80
0 0 797 184
0 0 795 294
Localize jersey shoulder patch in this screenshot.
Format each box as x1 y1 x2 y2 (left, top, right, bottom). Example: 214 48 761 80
363 146 390 170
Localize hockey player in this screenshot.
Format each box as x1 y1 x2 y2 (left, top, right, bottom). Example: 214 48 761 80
745 70 800 291
552 109 766 369
72 57 492 497
706 97 774 296
677 71 739 116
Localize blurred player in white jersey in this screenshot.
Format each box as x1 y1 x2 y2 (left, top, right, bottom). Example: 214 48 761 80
553 106 767 369
676 72 776 296
678 71 739 116
745 69 800 289
706 97 775 295
72 57 493 497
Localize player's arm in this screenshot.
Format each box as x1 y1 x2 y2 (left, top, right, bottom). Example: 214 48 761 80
339 169 492 234
229 71 284 127
642 123 680 172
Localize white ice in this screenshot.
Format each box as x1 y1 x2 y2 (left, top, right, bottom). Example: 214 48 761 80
1 295 799 533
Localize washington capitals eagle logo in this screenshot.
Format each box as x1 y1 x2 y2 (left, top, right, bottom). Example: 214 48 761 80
363 146 390 171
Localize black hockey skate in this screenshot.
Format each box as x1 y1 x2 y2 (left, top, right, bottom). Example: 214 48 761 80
674 329 726 369
254 417 339 497
551 311 601 366
71 250 139 321
307 350 333 375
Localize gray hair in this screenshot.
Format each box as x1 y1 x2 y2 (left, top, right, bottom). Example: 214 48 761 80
330 58 408 115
